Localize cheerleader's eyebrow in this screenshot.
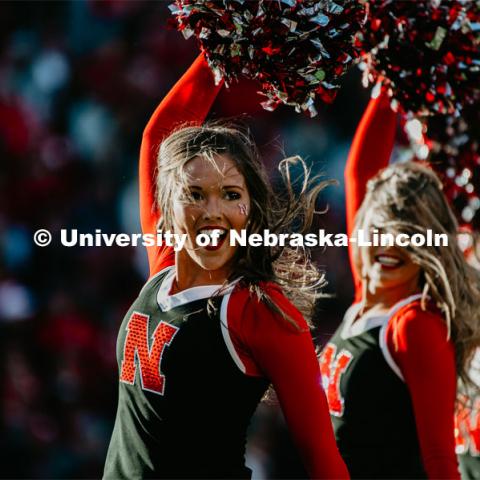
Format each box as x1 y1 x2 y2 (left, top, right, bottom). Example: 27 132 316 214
187 185 245 191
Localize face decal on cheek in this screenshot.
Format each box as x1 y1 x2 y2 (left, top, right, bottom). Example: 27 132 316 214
171 154 251 278
238 203 248 216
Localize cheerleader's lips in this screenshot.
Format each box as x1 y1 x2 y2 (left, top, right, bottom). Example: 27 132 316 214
375 254 404 270
197 227 228 251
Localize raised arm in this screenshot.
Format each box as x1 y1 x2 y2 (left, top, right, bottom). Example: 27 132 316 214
344 92 397 297
140 53 223 276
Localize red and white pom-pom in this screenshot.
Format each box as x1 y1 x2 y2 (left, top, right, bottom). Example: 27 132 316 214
169 0 366 116
404 105 480 228
358 0 480 116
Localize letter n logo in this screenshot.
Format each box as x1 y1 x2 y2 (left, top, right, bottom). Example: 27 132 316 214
119 312 179 395
319 344 353 417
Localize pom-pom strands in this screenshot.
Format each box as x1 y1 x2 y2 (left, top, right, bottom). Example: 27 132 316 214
170 0 366 116
358 0 480 116
405 107 480 228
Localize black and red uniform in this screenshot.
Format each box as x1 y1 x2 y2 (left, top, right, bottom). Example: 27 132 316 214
320 93 460 478
321 296 431 478
103 268 268 478
103 55 348 479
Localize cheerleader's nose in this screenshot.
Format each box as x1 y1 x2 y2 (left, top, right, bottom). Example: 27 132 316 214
202 196 223 220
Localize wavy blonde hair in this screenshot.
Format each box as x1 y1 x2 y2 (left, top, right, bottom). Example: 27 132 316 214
156 121 333 327
353 161 480 391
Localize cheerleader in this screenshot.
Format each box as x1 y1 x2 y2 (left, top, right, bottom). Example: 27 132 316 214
320 91 480 478
102 54 349 479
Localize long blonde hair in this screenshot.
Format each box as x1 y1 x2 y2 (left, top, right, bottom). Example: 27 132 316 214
353 161 480 390
157 121 333 326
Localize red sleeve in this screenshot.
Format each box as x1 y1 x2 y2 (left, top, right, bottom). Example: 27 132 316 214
386 305 460 479
344 92 396 301
228 285 349 479
139 53 223 277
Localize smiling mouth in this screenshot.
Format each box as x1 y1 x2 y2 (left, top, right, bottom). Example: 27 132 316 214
374 254 404 269
197 227 229 251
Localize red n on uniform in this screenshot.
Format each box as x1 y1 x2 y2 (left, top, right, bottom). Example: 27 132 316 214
120 312 179 395
319 344 353 417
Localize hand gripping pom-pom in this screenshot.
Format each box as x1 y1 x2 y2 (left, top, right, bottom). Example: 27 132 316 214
358 0 480 116
170 0 366 116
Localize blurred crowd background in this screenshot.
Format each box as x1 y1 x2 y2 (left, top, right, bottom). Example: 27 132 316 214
0 1 373 477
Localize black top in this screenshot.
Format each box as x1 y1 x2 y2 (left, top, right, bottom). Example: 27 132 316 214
103 269 269 479
320 300 427 479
